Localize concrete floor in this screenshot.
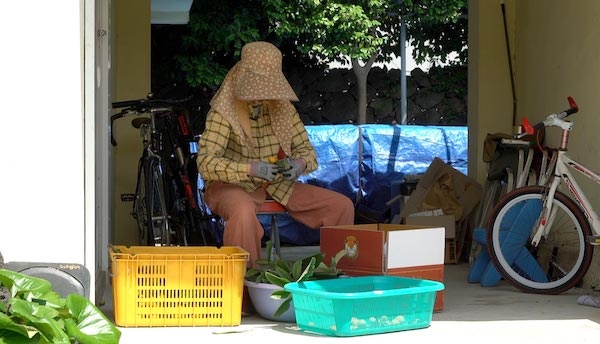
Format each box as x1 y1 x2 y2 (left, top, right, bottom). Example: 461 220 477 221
101 246 600 343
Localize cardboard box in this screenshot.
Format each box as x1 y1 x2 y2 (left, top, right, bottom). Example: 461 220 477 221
405 214 456 239
404 215 458 264
399 157 482 223
320 223 445 312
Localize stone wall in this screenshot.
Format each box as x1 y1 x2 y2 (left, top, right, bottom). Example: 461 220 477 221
286 65 467 126
188 65 467 136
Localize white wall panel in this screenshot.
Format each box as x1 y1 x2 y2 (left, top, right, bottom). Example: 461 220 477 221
0 2 85 265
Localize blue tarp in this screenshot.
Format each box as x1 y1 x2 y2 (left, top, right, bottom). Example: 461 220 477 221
260 124 469 245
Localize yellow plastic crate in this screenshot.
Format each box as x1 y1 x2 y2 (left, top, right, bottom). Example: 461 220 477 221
109 245 249 327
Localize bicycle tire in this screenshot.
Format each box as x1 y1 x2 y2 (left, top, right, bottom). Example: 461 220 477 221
132 158 150 245
165 174 191 246
158 156 197 246
146 157 171 246
486 185 593 294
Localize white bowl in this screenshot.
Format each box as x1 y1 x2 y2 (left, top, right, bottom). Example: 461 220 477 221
244 279 296 322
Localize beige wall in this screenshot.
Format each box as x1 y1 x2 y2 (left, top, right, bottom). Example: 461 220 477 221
515 1 600 157
111 0 151 245
468 0 516 183
470 0 600 288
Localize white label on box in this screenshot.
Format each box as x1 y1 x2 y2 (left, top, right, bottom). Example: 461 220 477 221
408 209 445 217
385 227 445 269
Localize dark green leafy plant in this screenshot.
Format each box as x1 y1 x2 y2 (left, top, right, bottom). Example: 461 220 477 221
245 241 346 317
0 269 121 344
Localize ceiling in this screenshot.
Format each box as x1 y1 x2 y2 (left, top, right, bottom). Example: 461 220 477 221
151 0 193 25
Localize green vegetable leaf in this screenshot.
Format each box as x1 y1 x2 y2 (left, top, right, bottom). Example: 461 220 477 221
274 258 289 272
274 265 292 282
269 289 290 300
244 268 262 280
65 294 121 344
9 306 70 344
0 312 33 339
0 270 52 298
291 259 302 280
0 328 39 343
273 298 292 318
296 257 316 282
0 269 120 344
264 272 289 288
11 298 60 321
302 253 324 268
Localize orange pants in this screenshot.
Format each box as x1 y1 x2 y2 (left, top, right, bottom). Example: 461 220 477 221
204 181 355 266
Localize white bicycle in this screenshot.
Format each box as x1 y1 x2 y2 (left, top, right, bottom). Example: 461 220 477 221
486 96 600 294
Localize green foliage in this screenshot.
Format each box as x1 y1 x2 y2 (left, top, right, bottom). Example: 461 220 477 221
177 0 269 89
0 269 121 344
264 0 467 67
264 0 389 65
245 241 345 317
178 55 229 90
401 0 468 65
178 0 468 90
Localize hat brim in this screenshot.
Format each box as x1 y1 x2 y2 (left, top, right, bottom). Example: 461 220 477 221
234 69 299 102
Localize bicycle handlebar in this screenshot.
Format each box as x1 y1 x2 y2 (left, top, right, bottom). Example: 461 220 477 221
110 94 193 146
111 99 143 109
520 96 579 137
111 95 193 110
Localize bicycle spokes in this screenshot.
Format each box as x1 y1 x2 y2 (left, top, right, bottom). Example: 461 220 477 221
488 186 592 294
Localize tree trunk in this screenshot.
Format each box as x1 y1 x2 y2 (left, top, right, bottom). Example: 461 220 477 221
351 55 376 124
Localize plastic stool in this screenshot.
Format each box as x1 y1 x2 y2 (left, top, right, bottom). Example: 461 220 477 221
467 228 503 286
468 225 549 287
256 199 287 259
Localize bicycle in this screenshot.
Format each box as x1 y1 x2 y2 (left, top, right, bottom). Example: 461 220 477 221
486 96 600 294
111 94 222 247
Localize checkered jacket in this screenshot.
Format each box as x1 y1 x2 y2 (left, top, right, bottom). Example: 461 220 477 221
197 108 317 205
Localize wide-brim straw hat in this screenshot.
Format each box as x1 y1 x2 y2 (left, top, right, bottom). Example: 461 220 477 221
233 41 299 102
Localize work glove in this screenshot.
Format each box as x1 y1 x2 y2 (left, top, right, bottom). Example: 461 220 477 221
248 161 279 181
281 158 306 181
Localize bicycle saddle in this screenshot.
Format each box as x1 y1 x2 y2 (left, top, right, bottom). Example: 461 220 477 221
131 117 151 129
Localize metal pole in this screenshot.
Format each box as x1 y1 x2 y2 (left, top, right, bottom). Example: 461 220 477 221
501 1 517 126
400 16 407 124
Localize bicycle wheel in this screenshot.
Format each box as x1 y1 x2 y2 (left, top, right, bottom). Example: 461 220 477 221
132 158 150 245
158 158 194 246
166 175 191 246
486 186 593 294
146 157 171 246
